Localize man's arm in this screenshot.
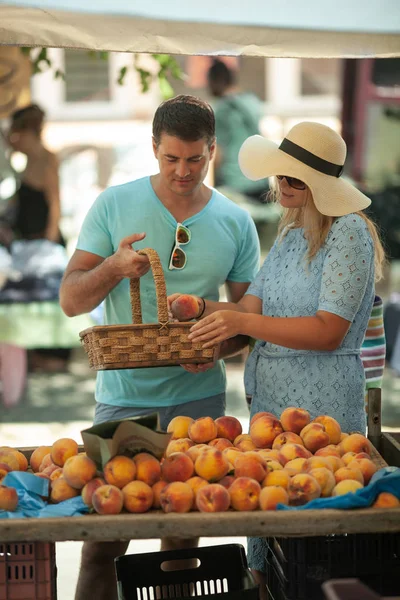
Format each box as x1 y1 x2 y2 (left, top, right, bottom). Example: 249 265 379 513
218 280 252 359
59 232 150 317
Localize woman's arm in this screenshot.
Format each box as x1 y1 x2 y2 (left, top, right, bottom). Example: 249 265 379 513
43 158 61 242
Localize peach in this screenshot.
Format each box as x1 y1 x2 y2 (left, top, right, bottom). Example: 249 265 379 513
167 415 194 440
259 485 288 510
332 480 363 496
234 453 267 482
300 423 330 453
103 455 136 489
63 454 97 489
50 477 80 503
188 417 218 444
133 453 161 486
30 446 52 473
257 449 283 463
313 415 342 445
122 480 153 513
186 476 209 500
315 445 342 458
324 456 345 473
0 464 11 482
13 451 28 472
152 480 169 509
250 411 277 426
280 407 311 434
354 452 371 460
0 485 18 511
208 438 233 452
264 459 284 472
194 447 230 482
278 443 311 465
42 464 61 478
39 454 54 472
161 452 194 482
342 452 357 466
284 458 308 476
250 415 284 449
234 434 256 452
0 450 19 472
171 294 200 321
222 447 242 466
160 481 194 513
165 438 194 457
262 469 291 490
287 474 321 506
92 484 123 514
340 432 349 441
303 456 334 473
186 444 209 462
196 483 230 513
218 475 235 490
348 458 377 485
49 468 64 482
339 433 372 456
81 477 106 507
373 492 400 508
229 477 261 511
50 438 79 467
272 432 304 450
334 467 364 485
215 416 242 442
308 467 336 497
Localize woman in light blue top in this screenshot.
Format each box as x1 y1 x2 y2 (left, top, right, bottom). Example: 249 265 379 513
172 121 386 599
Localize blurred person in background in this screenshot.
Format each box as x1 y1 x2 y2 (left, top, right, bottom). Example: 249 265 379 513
5 104 70 372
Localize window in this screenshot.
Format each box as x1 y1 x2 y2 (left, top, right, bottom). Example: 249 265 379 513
64 50 111 103
300 59 341 96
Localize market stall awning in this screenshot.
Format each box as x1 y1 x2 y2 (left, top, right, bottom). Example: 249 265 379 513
1 0 400 58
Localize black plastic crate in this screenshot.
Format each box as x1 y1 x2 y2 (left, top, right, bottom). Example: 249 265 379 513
266 533 400 600
115 543 259 600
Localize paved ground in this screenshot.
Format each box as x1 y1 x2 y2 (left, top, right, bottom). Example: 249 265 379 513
1 349 399 599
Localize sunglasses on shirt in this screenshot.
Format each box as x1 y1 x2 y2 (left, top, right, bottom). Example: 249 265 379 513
169 223 191 270
276 175 307 190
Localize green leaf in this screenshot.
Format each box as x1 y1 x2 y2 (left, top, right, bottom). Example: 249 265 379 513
20 47 31 57
55 69 65 81
158 74 174 100
117 66 128 86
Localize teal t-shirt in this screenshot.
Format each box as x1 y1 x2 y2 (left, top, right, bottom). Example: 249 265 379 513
77 176 260 408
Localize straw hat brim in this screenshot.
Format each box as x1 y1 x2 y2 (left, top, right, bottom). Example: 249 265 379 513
238 135 371 217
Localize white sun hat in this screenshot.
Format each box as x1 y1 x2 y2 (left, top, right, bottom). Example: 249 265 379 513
238 121 371 217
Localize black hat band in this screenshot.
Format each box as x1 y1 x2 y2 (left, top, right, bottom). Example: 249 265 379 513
279 138 344 178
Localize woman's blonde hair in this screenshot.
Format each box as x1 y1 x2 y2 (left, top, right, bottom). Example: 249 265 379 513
272 182 386 282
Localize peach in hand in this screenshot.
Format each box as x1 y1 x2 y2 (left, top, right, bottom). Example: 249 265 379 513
280 407 311 434
161 452 194 482
259 485 288 510
196 483 230 513
92 484 123 514
167 416 194 440
122 481 153 513
250 415 283 449
287 474 321 506
0 485 18 511
229 477 261 511
171 294 200 321
50 438 79 467
215 416 242 442
63 455 98 490
81 477 106 507
188 417 218 444
104 455 136 489
160 481 194 513
30 446 52 472
133 453 161 486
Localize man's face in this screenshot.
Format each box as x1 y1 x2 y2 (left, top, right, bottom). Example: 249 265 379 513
153 134 215 197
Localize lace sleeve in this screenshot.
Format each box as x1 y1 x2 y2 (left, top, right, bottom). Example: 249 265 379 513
318 215 374 322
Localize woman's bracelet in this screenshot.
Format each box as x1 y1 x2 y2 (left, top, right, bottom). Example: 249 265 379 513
197 297 206 319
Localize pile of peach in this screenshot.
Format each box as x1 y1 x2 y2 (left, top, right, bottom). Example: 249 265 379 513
0 408 399 515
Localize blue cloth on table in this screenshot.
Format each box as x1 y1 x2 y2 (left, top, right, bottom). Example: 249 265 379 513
0 471 90 519
277 467 400 510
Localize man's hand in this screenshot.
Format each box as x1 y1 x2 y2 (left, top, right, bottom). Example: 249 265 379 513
167 293 202 321
188 310 244 347
109 233 150 279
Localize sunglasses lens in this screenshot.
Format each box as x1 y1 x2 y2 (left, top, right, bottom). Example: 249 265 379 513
177 226 190 244
171 247 186 269
277 175 306 190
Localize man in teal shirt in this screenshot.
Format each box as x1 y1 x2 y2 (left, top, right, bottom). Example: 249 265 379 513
60 94 260 600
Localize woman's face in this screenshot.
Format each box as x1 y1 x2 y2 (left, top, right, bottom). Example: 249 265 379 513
277 176 309 209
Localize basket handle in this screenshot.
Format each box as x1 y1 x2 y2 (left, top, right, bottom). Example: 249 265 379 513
129 248 169 325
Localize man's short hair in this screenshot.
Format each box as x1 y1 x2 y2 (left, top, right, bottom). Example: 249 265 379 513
152 95 215 148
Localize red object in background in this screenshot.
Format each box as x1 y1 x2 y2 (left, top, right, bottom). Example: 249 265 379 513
186 56 239 89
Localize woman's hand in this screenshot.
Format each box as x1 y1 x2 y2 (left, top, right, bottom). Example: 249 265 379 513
188 310 244 347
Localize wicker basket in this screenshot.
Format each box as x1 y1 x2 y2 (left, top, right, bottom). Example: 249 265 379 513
79 248 219 370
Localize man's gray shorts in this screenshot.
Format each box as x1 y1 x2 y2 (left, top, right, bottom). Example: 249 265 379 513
93 393 226 432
